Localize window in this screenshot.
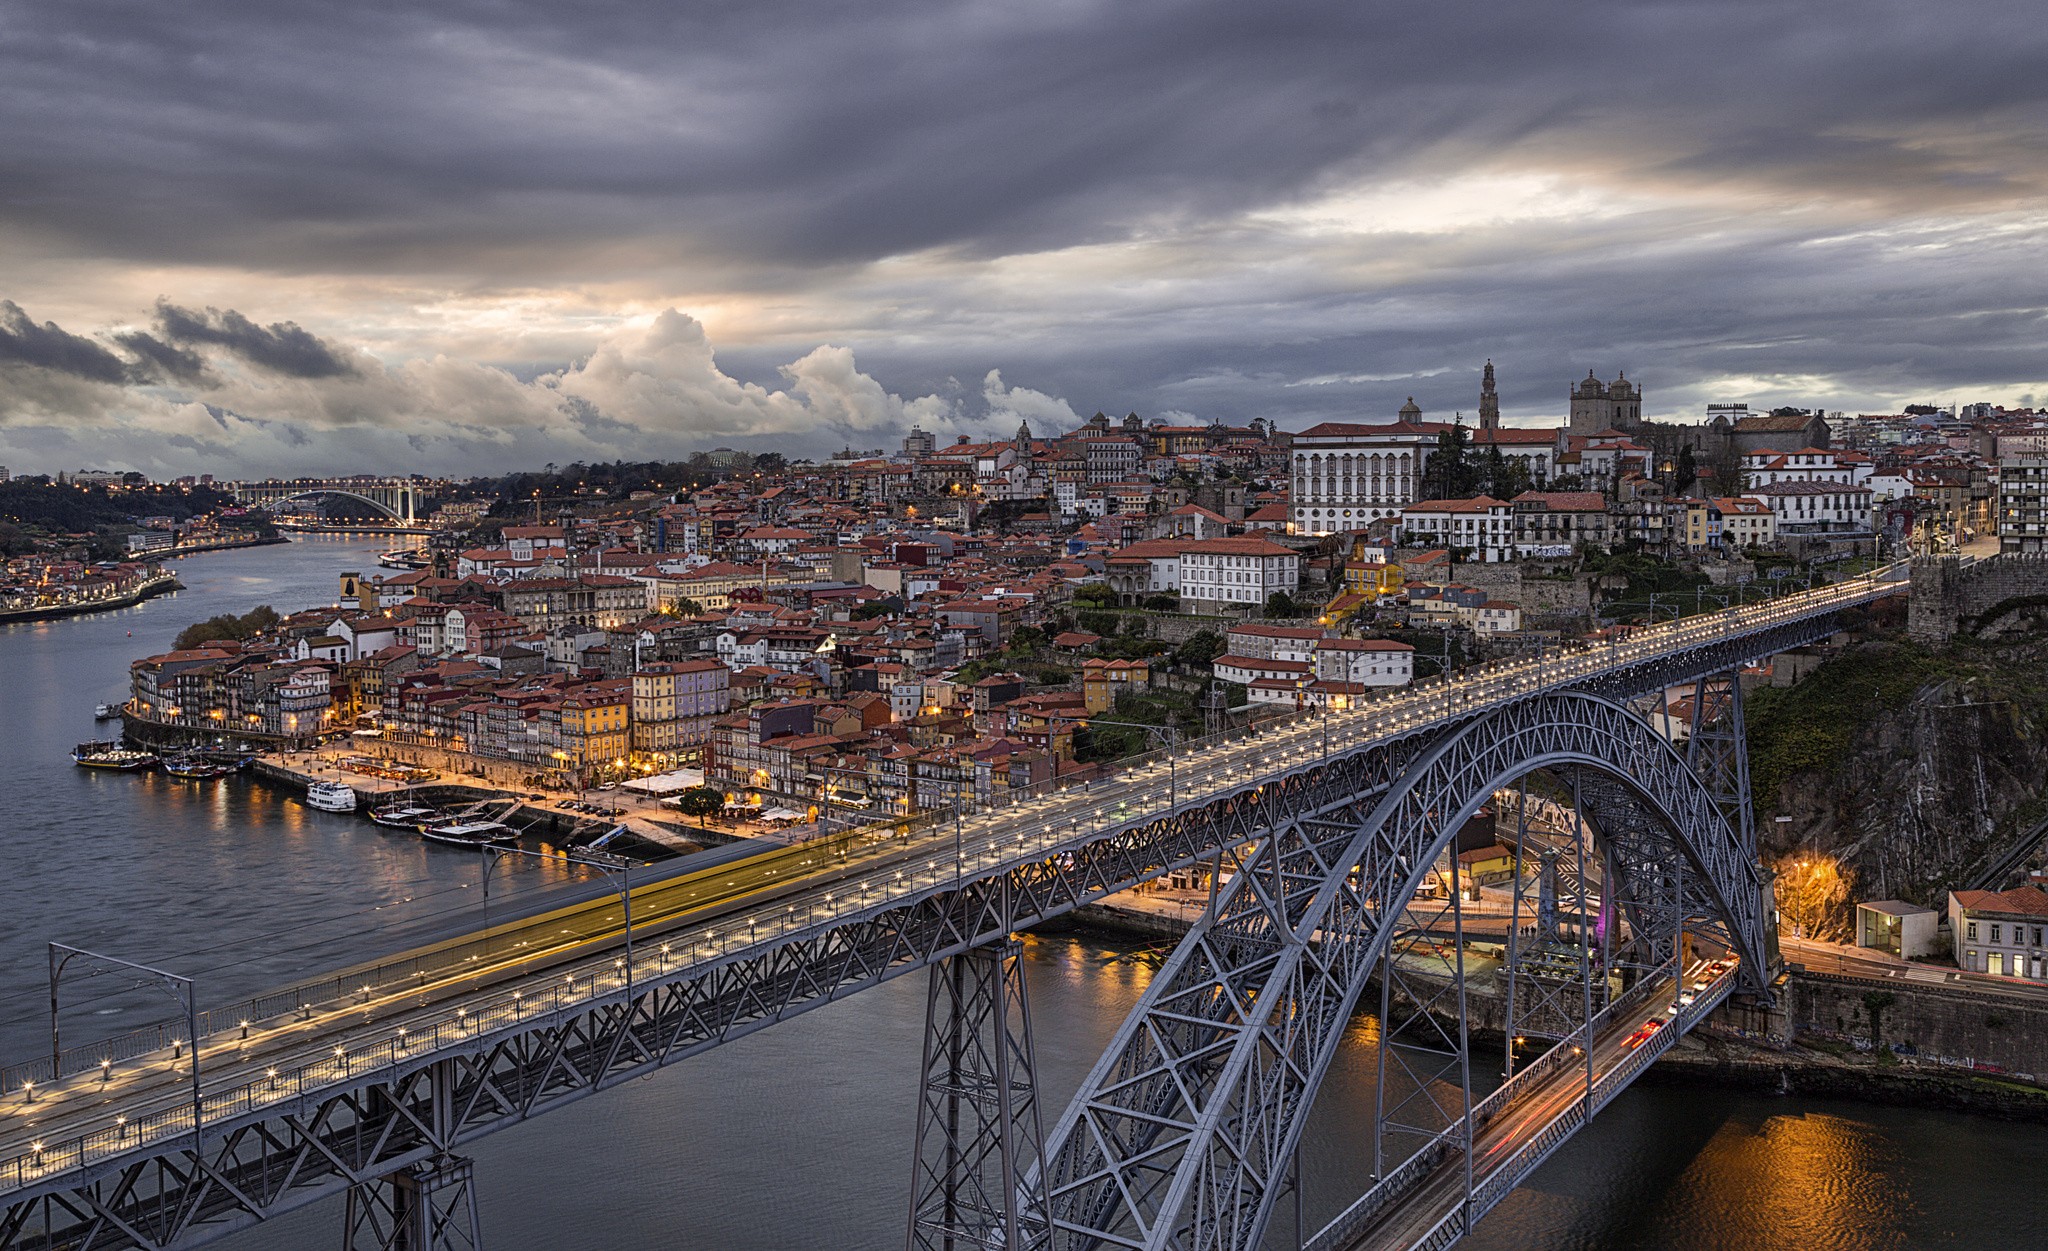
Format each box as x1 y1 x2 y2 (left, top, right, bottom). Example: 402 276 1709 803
1968 922 1979 941
1991 924 2002 944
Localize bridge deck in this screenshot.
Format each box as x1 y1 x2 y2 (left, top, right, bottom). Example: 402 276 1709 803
1310 963 1738 1251
0 568 1897 1203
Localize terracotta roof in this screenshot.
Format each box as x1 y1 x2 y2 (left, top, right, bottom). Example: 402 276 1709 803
1952 887 2048 918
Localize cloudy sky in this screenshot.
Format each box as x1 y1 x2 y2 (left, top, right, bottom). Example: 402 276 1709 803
1 0 2045 477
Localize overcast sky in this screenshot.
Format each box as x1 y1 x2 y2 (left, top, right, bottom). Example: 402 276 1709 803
1 0 2044 477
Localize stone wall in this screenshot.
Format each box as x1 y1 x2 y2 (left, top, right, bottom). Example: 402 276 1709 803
1909 553 2048 643
1431 563 1594 615
1787 969 2048 1078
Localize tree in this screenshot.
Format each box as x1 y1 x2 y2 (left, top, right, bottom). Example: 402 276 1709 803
1142 593 1180 611
1264 590 1302 618
1172 629 1225 669
1480 446 1532 501
1072 582 1118 608
1673 445 1698 494
752 452 788 476
173 605 280 651
673 787 725 828
1427 424 1484 500
667 597 704 617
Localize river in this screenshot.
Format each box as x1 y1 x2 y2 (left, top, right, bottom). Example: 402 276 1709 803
0 538 2036 1250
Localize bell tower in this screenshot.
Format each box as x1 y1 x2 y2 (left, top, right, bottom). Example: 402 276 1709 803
1479 361 1500 431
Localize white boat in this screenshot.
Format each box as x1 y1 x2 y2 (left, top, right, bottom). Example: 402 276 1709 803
420 820 515 847
93 703 121 719
303 781 359 812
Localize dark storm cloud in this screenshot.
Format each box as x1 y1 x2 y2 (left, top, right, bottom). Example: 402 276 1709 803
3 0 2048 476
0 301 128 384
1 0 2041 279
152 302 356 379
113 330 214 384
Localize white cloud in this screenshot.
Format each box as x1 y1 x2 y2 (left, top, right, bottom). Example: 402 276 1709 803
0 308 988 476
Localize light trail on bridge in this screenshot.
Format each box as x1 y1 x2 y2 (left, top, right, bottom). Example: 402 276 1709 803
0 562 1904 1241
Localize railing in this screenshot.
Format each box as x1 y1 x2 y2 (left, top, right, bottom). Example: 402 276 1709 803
0 568 1894 1193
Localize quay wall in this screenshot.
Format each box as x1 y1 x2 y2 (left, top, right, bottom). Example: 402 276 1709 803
0 573 181 624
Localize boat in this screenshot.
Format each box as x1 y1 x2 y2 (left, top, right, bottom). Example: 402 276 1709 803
370 800 439 829
302 780 359 812
162 755 230 779
93 703 121 720
420 819 515 847
72 740 158 770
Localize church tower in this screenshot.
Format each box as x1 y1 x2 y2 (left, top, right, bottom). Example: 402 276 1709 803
1016 418 1031 447
1479 360 1500 430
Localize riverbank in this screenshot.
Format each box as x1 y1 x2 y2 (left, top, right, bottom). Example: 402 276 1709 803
159 533 292 559
0 571 182 624
242 754 702 859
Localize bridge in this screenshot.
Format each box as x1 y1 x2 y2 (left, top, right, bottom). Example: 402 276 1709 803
230 478 425 524
0 565 1907 1251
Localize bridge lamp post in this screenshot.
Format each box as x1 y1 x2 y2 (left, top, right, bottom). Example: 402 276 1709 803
480 844 639 1001
1077 717 1181 811
49 944 201 1158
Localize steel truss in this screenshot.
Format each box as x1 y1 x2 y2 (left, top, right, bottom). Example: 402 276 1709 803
2 613 1819 1251
341 1154 479 1251
1031 692 1765 1251
907 941 1045 1251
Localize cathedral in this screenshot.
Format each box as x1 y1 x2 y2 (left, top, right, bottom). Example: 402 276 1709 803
1568 370 1643 434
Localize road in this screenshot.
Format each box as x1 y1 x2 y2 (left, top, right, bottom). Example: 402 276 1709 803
0 565 1901 1188
1781 936 2048 1003
1326 965 1727 1251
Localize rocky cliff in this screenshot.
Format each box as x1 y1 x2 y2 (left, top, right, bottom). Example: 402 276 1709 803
1747 637 2048 938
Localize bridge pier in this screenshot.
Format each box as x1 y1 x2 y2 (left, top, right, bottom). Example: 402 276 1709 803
906 939 1045 1251
342 1154 482 1251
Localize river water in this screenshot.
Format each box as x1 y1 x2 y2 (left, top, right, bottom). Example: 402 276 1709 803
0 538 2035 1250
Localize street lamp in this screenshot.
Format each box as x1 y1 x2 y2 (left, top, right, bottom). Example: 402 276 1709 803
1080 717 1182 811
479 844 640 1001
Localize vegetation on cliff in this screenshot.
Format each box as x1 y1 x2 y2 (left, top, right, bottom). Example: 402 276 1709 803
1746 632 2048 937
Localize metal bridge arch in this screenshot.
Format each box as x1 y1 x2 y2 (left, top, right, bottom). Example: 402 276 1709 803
1032 690 1764 1251
257 489 408 521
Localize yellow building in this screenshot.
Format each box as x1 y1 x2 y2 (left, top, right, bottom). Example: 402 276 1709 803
560 687 631 773
1081 658 1149 714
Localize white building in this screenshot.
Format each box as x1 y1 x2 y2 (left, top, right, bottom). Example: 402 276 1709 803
1311 638 1414 686
1288 407 1444 536
1399 496 1515 562
1710 496 1776 549
1949 887 2048 979
1743 480 1872 534
1177 536 1300 613
1998 457 2048 554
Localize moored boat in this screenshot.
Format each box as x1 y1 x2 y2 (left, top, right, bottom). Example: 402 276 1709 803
93 703 121 720
370 801 439 829
420 819 515 847
72 740 158 770
162 755 230 779
302 780 359 812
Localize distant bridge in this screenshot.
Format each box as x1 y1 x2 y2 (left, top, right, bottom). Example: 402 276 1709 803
230 478 424 524
0 566 1909 1251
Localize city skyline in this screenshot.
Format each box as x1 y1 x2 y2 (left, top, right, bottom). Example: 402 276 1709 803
4 1 2048 477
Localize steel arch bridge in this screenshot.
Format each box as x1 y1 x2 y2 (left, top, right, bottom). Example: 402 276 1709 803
0 569 1904 1251
231 479 420 523
1032 691 1760 1251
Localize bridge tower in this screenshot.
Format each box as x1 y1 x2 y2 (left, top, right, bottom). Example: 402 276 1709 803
907 940 1045 1251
